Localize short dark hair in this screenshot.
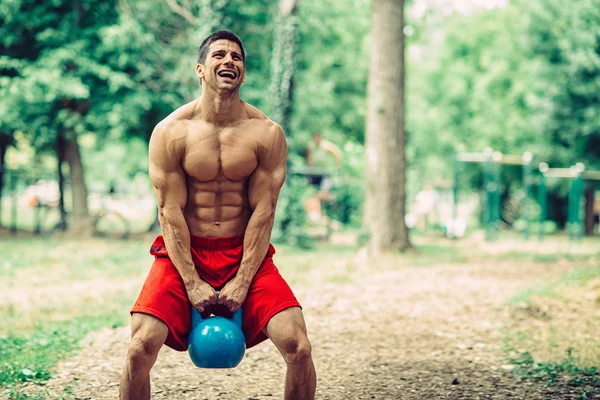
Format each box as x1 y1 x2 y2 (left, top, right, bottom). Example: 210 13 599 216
197 30 245 64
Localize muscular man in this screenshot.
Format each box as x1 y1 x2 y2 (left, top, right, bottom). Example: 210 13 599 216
120 30 316 400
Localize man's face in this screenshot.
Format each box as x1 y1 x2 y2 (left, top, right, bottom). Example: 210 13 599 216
196 40 246 94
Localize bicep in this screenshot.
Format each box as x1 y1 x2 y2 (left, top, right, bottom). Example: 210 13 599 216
248 127 287 211
248 163 286 211
150 165 187 210
148 124 187 210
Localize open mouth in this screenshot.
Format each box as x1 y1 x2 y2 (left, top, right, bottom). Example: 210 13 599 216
217 70 237 79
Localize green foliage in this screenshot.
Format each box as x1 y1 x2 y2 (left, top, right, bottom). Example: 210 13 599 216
513 219 558 235
81 136 149 191
4 0 600 235
407 5 545 186
327 141 366 226
289 0 370 148
506 349 599 394
273 176 315 249
404 0 600 232
508 264 600 305
518 0 600 170
0 314 127 389
0 0 131 144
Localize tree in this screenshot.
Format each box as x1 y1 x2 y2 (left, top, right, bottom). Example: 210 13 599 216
289 0 370 149
365 0 411 253
269 0 299 135
0 133 12 226
0 0 125 234
518 0 600 234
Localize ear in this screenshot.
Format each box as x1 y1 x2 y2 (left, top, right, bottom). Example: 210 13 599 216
241 69 246 83
195 64 204 79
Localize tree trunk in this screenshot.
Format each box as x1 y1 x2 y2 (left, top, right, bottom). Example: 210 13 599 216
269 0 299 134
365 0 411 253
56 133 68 231
63 133 92 235
584 187 595 236
0 133 10 227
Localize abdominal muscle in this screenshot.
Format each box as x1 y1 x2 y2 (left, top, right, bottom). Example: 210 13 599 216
183 177 251 238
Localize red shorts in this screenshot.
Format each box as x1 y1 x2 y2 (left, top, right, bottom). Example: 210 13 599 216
131 235 301 351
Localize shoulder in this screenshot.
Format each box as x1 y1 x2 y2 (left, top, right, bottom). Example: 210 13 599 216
150 101 196 149
149 109 193 167
243 101 270 122
242 103 283 136
256 120 286 153
241 102 286 146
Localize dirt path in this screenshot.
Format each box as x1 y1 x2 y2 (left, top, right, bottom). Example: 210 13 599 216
23 255 594 399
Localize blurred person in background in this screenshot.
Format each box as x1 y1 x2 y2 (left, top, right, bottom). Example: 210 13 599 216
303 132 343 223
304 131 343 193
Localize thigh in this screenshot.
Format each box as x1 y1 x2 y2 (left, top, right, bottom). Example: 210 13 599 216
130 312 169 344
263 307 309 348
131 256 192 351
242 252 301 348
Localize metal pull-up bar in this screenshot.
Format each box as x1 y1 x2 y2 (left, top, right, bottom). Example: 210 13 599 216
538 163 586 242
452 149 533 241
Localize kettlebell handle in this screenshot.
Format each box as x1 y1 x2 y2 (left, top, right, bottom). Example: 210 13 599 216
190 290 243 329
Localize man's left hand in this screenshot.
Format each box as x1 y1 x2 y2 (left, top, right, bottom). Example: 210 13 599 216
218 278 250 312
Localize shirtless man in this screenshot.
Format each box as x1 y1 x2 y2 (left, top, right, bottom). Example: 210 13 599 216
119 30 316 400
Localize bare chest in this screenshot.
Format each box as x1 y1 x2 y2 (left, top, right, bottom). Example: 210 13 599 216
182 124 258 182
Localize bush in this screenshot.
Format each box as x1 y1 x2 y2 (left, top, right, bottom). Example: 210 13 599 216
513 219 558 234
328 180 364 227
327 140 365 227
272 176 315 249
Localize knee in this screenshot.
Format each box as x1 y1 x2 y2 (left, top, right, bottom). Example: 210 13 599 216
280 336 312 365
126 334 162 370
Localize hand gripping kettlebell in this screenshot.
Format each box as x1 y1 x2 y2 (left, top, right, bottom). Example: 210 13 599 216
188 293 246 369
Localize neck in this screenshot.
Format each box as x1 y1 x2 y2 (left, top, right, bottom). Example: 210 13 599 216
196 88 244 126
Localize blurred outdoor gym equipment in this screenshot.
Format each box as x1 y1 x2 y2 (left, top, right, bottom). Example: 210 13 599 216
452 148 600 242
452 148 534 241
538 162 600 242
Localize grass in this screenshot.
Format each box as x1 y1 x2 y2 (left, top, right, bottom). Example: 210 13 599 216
1 313 127 385
502 251 600 397
508 264 600 305
505 349 600 399
0 236 149 395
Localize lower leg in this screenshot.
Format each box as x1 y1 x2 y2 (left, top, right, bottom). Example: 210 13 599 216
119 354 152 400
284 354 316 400
120 314 167 400
263 307 317 400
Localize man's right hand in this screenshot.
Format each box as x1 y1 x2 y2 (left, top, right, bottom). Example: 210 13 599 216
187 281 218 312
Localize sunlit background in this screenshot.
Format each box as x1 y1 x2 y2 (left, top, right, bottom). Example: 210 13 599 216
1 0 599 398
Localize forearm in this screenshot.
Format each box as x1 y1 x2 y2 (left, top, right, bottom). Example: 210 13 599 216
237 207 275 285
158 208 200 288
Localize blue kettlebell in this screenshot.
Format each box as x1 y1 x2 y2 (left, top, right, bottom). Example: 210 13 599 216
188 293 246 369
